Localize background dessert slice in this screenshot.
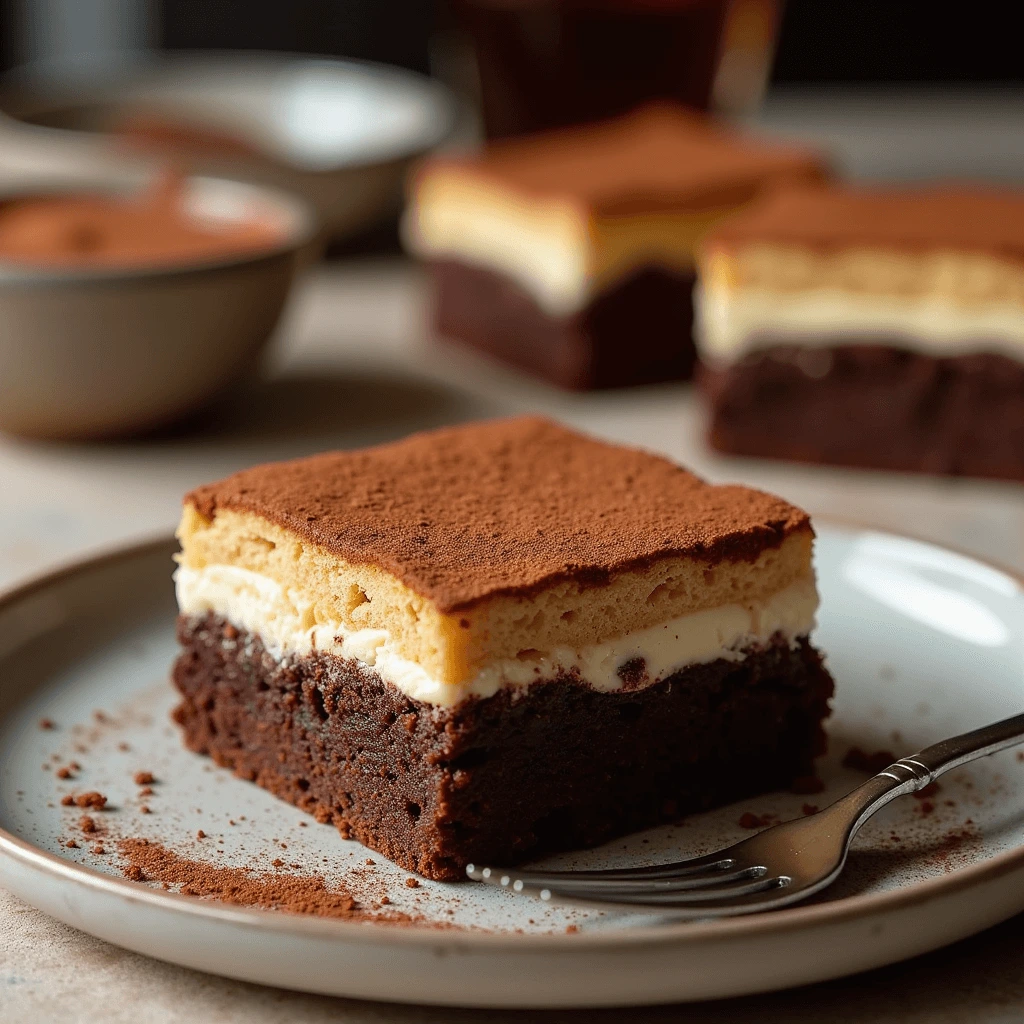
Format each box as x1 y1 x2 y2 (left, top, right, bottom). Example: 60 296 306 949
404 104 828 390
173 416 834 879
696 184 1024 481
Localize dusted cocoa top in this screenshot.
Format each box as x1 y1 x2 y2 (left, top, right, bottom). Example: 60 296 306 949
705 183 1024 256
185 416 810 612
413 103 827 215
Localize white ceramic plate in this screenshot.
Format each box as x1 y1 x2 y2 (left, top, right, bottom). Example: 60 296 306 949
2 523 1024 1008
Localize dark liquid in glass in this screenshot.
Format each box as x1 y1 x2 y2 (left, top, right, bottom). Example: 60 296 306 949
454 0 731 139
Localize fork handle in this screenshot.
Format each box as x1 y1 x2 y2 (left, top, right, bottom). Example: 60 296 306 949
835 711 1024 839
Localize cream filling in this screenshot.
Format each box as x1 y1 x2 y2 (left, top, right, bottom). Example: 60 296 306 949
403 193 592 316
696 284 1024 365
174 564 819 708
403 182 707 317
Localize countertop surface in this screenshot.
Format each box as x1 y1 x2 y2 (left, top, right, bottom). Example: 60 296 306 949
3 87 1024 1022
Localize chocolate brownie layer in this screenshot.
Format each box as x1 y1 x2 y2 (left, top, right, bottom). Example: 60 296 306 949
172 614 834 880
701 345 1024 482
431 261 696 389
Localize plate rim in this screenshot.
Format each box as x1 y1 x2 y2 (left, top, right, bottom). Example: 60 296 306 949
2 520 1023 952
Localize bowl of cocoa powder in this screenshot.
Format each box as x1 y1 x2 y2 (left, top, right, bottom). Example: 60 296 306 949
0 169 316 440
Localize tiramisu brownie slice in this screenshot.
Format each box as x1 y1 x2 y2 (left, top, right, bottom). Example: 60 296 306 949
404 104 827 390
172 416 833 880
697 185 1024 481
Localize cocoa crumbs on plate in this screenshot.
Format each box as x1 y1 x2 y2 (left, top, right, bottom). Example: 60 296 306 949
140 805 151 814
38 718 55 730
272 858 285 867
74 791 107 809
114 839 435 924
79 815 97 833
405 878 420 888
139 786 154 797
60 795 74 806
133 771 155 786
65 839 79 848
92 844 106 855
801 804 819 816
55 766 73 779
196 830 206 839
738 812 770 829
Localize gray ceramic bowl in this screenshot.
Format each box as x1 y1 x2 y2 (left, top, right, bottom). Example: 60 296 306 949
0 173 316 440
1 51 458 242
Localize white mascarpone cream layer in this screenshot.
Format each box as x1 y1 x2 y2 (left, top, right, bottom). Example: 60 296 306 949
403 199 593 317
175 564 818 708
697 285 1024 365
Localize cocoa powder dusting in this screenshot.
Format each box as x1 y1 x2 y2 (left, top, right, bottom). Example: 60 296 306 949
115 839 427 924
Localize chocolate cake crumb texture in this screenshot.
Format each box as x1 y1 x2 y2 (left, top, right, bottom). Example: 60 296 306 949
187 417 809 610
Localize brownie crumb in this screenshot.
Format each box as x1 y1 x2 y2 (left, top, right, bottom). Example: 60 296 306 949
118 742 131 752
738 812 769 829
39 718 55 730
298 821 307 827
65 839 79 848
55 766 73 779
380 896 390 905
91 844 106 855
365 859 376 866
918 800 936 815
60 795 75 807
565 924 579 934
75 792 107 809
615 657 648 689
272 858 285 868
405 878 420 888
133 771 155 786
790 774 825 795
140 805 152 814
125 865 146 881
139 786 154 797
842 747 896 774
196 830 206 839
801 804 819 816
79 815 97 834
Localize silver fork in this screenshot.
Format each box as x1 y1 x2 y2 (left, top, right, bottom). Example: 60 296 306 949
466 712 1024 917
